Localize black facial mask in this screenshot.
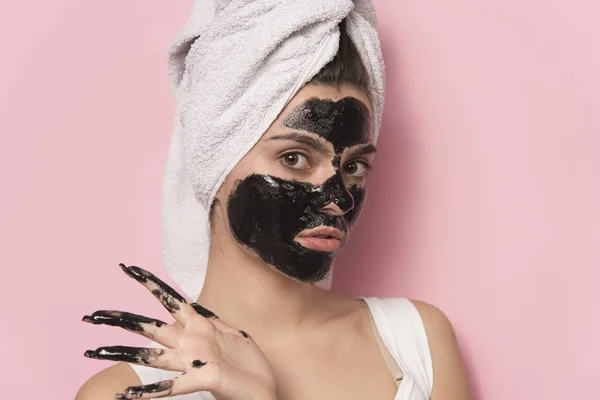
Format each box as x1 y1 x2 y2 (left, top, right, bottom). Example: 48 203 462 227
226 97 372 282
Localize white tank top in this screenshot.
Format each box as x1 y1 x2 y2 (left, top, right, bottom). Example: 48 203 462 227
129 297 433 399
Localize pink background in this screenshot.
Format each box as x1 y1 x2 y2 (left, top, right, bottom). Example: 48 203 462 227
1 1 598 399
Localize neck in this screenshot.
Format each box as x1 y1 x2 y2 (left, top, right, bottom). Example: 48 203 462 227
195 224 330 341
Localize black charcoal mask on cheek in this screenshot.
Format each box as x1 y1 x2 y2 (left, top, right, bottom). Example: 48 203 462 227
227 97 372 282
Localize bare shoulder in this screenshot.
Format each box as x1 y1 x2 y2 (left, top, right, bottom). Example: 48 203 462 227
75 362 141 400
410 300 471 400
410 300 457 341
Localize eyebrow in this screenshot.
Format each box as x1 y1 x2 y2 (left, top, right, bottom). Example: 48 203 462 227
346 144 377 159
267 132 331 155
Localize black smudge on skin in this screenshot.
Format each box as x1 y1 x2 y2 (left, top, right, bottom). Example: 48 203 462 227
192 359 206 368
84 346 164 365
191 302 218 319
227 96 372 283
120 263 186 313
239 330 250 339
228 174 365 282
282 96 371 153
82 311 165 333
346 183 366 224
151 289 181 313
285 96 371 178
332 154 342 171
120 380 174 398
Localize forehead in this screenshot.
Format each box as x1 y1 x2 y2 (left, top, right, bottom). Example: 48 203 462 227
282 83 372 116
266 84 374 147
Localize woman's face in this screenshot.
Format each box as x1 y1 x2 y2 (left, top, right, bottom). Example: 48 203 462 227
213 83 376 283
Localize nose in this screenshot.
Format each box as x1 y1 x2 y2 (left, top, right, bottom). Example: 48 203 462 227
318 175 355 216
320 201 346 216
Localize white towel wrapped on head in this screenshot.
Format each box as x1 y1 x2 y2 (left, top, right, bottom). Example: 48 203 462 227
162 0 386 300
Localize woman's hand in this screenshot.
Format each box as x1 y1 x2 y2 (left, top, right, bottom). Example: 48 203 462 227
82 263 277 400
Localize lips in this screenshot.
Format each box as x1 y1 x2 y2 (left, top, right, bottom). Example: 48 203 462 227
295 225 345 252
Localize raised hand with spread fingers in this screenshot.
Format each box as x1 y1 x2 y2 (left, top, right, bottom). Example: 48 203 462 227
83 263 277 400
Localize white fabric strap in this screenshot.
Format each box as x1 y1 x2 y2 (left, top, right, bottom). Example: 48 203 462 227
361 297 434 399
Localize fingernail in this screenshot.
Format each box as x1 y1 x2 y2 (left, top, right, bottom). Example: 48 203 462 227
83 350 96 358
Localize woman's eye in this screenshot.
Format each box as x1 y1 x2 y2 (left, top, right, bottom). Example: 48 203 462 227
280 152 310 170
343 160 369 177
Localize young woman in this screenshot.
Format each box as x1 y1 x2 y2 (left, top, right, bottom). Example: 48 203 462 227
76 17 469 400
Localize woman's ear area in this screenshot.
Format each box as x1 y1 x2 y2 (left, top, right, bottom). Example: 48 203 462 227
210 173 238 226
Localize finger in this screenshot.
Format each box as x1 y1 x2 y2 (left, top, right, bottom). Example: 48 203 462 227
119 263 196 326
117 370 218 399
83 345 185 371
190 302 251 339
82 310 180 348
190 302 219 319
115 377 175 399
